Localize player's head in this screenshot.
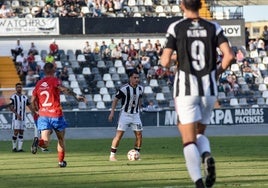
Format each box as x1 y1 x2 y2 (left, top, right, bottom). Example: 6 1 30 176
44 63 56 75
15 83 22 94
128 70 140 87
181 0 202 12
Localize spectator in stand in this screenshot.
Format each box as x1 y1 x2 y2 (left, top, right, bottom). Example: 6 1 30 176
45 52 55 64
125 56 137 75
55 0 64 7
121 45 129 62
136 62 144 74
15 53 26 67
147 66 156 82
59 66 69 81
11 39 24 60
83 41 93 61
118 38 126 50
25 69 38 87
143 100 159 111
128 44 138 59
93 41 100 55
138 46 148 59
109 38 117 51
28 42 39 56
45 0 54 6
49 39 59 57
27 52 37 72
105 0 115 16
67 4 80 17
100 41 108 57
262 25 268 49
111 45 122 61
166 70 175 86
134 38 143 52
140 55 151 76
0 4 15 18
92 3 102 17
248 39 256 51
37 57 46 79
146 42 158 65
43 4 54 18
19 58 29 84
235 49 245 64
255 37 265 54
103 48 112 61
155 64 166 79
113 0 124 14
241 58 254 84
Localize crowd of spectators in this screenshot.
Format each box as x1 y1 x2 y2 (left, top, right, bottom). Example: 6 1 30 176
0 0 181 19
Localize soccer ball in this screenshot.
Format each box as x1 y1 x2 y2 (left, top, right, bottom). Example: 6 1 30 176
127 149 140 161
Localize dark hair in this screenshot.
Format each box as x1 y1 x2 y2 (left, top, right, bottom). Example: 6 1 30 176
183 0 202 12
15 83 22 87
128 70 139 78
44 63 55 74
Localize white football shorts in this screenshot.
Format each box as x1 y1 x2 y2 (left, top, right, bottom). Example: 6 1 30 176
174 96 216 125
12 120 25 130
117 111 143 131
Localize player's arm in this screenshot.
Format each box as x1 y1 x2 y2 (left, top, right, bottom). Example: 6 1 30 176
58 85 86 102
108 97 119 122
160 48 174 68
217 42 235 77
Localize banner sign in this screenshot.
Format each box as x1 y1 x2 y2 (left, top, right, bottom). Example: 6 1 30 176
221 25 241 37
0 108 266 129
0 18 59 36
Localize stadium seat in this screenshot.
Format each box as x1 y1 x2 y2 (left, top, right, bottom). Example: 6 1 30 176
78 102 87 110
149 79 159 87
96 101 106 109
100 87 109 95
258 83 267 92
55 61 63 69
111 73 120 81
114 60 123 67
73 88 82 95
238 98 248 106
128 0 136 6
96 80 105 88
117 66 126 74
93 94 102 102
103 73 112 81
103 94 112 102
77 54 86 62
60 94 67 103
70 81 79 88
144 86 153 94
257 97 265 106
106 80 115 88
82 67 91 75
229 98 239 107
156 93 165 101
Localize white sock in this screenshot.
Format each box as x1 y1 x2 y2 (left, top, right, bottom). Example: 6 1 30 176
18 136 23 150
183 143 202 182
196 134 211 157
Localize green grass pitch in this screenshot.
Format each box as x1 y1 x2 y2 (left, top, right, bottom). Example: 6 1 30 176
0 136 267 188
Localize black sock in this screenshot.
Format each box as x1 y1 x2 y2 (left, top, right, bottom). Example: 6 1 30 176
195 178 205 188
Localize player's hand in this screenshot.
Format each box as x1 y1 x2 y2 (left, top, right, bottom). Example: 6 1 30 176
76 95 86 102
108 113 113 122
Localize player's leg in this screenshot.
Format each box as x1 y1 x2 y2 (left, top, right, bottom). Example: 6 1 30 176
12 120 20 152
55 129 67 167
175 96 205 188
12 129 18 152
196 96 217 188
17 128 24 152
178 122 204 188
133 131 142 152
110 130 124 161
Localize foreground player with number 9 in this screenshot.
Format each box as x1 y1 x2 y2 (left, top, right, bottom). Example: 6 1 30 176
160 0 234 187
31 63 86 167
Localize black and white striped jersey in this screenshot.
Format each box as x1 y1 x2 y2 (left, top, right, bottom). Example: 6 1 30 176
115 83 143 114
165 17 229 97
10 94 30 121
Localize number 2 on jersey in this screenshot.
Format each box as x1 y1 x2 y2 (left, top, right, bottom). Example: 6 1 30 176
40 91 52 107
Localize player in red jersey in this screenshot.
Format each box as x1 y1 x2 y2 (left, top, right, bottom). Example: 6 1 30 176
30 63 86 167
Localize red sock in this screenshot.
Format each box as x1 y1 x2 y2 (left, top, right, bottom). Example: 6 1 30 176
38 139 45 147
58 151 65 162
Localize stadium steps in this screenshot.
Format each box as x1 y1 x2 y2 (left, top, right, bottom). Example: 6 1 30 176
200 0 212 20
0 56 21 104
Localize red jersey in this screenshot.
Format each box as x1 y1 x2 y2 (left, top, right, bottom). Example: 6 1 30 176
33 76 63 117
